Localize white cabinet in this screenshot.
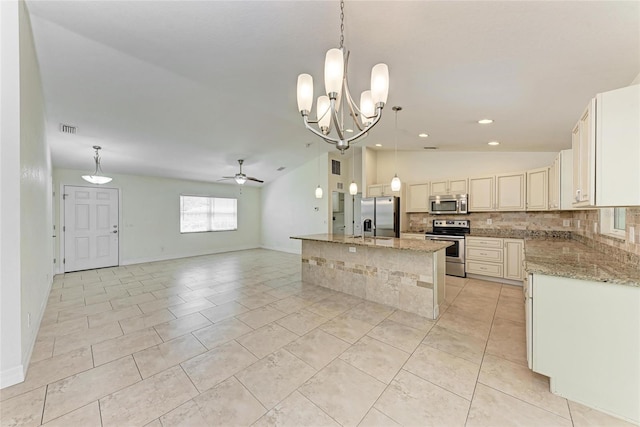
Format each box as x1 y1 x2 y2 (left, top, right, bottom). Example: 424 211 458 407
469 173 525 212
367 184 400 198
406 183 430 212
526 167 548 211
503 239 524 280
469 176 494 211
496 172 526 211
560 149 575 210
572 101 595 207
530 274 639 424
548 154 560 210
466 236 524 281
430 178 468 196
572 84 640 207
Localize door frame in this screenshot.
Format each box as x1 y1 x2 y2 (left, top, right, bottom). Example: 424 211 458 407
58 183 122 274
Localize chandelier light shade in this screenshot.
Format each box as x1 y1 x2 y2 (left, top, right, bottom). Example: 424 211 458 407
390 175 401 192
296 0 390 153
81 146 112 185
315 185 324 199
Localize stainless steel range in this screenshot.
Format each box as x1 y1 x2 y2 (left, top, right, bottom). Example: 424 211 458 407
425 219 470 278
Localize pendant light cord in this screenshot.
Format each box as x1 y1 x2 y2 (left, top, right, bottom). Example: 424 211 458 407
339 0 345 49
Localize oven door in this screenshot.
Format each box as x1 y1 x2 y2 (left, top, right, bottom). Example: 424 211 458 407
425 235 464 263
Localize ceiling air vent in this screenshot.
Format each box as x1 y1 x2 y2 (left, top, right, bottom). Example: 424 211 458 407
423 146 438 150
277 166 286 171
59 123 77 134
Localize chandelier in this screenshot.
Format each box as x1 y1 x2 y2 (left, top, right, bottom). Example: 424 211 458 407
81 145 112 185
296 0 389 153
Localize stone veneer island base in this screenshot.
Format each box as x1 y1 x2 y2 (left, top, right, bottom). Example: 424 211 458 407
291 234 452 320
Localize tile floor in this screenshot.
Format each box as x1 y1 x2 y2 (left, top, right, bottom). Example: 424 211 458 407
0 249 634 427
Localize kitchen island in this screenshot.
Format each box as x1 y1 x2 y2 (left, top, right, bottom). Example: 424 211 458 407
291 234 452 319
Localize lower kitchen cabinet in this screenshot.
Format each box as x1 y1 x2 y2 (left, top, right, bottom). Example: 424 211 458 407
529 274 639 424
466 236 524 281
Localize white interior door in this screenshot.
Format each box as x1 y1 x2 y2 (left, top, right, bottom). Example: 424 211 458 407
64 185 119 272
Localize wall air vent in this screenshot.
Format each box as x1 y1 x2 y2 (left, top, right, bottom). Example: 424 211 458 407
423 146 438 150
277 166 286 171
59 123 77 134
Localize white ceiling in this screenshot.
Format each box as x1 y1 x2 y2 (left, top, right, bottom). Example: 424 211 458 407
26 1 640 185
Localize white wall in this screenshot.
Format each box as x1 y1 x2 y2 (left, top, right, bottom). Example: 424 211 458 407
373 150 558 184
261 153 329 254
0 0 52 388
19 0 53 378
0 0 25 388
53 169 262 268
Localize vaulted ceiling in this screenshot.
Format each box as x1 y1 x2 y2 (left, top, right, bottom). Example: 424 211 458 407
26 1 640 185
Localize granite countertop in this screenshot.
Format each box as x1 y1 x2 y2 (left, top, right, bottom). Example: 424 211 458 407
291 234 453 253
524 239 640 287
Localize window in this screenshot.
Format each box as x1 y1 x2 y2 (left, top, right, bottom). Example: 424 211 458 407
600 207 626 239
180 196 237 233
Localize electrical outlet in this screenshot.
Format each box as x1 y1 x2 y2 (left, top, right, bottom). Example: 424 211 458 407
630 226 636 244
349 247 356 253
422 218 428 223
563 220 571 227
594 222 598 233
486 218 492 225
576 220 581 228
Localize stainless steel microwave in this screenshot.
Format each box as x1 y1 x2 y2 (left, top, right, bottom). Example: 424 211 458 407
428 194 468 214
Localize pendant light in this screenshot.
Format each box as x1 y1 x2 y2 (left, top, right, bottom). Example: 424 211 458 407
81 146 112 185
314 142 323 199
349 127 358 195
390 106 402 191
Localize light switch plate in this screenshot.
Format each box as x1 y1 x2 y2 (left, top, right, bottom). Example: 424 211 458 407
630 226 635 243
486 219 492 225
563 219 571 227
594 222 598 233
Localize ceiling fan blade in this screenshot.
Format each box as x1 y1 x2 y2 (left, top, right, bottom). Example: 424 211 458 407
247 177 264 183
221 176 236 179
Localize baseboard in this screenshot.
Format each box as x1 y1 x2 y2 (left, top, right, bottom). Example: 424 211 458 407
120 245 261 266
0 364 25 389
260 244 301 255
466 273 524 287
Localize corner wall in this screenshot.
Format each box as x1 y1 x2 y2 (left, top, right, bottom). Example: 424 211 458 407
53 169 262 268
0 0 52 388
261 154 329 254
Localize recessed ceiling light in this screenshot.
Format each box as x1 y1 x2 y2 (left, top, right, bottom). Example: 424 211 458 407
488 141 500 146
418 133 429 138
478 119 494 124
375 143 382 147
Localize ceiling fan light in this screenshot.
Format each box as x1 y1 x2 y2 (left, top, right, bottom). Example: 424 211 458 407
82 175 112 185
390 174 401 192
371 63 389 105
235 175 247 185
324 48 344 98
297 73 314 113
315 185 323 199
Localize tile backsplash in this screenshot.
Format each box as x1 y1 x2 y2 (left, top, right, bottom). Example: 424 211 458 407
408 207 640 266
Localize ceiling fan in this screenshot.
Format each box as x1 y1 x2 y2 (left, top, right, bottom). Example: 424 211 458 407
219 159 264 185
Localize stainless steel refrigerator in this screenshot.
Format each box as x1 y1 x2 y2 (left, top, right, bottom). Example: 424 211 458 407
361 196 400 237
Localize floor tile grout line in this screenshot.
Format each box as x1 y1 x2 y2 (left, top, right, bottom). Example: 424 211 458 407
480 382 574 422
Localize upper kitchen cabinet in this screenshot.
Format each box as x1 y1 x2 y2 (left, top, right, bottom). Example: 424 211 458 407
367 184 401 198
496 172 526 211
430 178 468 196
548 153 560 210
573 84 640 207
469 176 494 211
469 173 525 212
407 182 430 212
526 167 549 211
